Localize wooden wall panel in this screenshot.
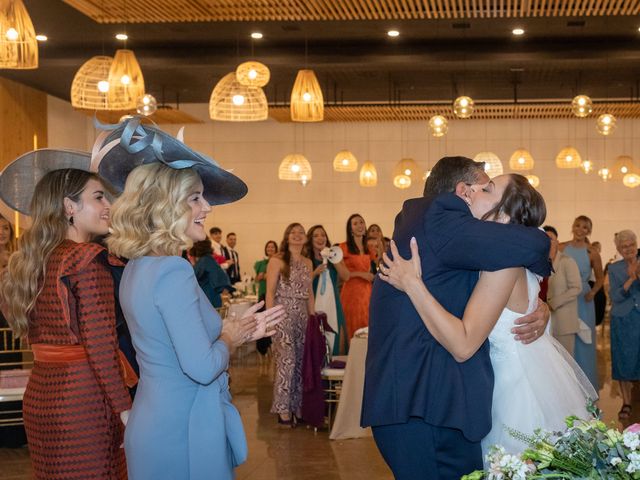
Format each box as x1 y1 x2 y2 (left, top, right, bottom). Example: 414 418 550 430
0 77 47 170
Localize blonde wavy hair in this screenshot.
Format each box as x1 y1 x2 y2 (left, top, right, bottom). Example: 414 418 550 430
107 163 201 259
1 169 102 337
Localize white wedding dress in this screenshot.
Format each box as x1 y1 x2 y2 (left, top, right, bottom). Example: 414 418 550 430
481 269 598 459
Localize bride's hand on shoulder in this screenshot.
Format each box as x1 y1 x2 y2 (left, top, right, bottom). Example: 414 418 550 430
378 237 422 292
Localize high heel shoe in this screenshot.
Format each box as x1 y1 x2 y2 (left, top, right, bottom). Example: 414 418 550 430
277 414 293 427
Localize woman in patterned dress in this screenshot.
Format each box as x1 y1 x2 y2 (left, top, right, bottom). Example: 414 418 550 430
1 169 132 480
340 214 375 343
266 223 315 426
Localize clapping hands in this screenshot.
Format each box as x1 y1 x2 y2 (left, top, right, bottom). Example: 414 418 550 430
236 301 285 343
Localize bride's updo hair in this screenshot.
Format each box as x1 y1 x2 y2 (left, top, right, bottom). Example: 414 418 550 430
482 174 546 228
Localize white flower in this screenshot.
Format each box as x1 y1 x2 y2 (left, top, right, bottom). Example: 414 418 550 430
623 432 640 450
626 451 640 473
610 457 622 466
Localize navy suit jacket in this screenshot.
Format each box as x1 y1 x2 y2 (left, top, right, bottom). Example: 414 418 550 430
361 193 551 442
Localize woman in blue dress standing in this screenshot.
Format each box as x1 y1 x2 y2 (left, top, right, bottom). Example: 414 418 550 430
96 118 284 480
560 215 604 390
607 230 640 420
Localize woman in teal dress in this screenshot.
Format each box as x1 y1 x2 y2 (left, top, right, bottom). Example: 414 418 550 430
191 239 234 308
607 229 640 420
97 118 284 480
560 215 604 390
306 225 350 355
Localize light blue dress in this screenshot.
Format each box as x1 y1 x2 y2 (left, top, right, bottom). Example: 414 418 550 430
562 245 598 390
120 256 247 480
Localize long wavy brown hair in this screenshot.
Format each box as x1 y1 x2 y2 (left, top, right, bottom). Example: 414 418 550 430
1 169 101 337
278 222 305 280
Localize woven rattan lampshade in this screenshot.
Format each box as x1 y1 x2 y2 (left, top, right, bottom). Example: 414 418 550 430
359 161 377 187
107 49 145 109
525 174 540 188
622 173 640 188
290 69 324 122
509 149 534 171
393 158 422 188
236 61 270 87
555 147 581 169
210 72 268 121
333 150 358 172
0 0 37 69
278 153 312 182
473 152 503 178
71 55 132 111
613 155 635 178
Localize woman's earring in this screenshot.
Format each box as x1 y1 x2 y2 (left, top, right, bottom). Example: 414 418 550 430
68 216 74 226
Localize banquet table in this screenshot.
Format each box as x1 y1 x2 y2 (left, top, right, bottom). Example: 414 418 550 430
329 335 372 440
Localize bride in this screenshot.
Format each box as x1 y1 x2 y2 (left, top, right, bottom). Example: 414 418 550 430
379 173 597 457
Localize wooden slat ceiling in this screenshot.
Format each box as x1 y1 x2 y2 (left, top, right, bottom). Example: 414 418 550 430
62 0 640 23
268 102 640 122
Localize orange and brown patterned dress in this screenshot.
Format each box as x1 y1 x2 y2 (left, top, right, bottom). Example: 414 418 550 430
339 242 375 342
23 240 131 480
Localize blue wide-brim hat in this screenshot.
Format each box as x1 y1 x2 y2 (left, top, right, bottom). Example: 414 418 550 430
91 116 248 205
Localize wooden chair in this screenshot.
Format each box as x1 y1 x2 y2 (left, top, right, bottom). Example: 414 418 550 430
0 327 32 428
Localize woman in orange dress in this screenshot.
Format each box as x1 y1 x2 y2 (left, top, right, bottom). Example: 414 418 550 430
1 165 132 480
340 214 375 343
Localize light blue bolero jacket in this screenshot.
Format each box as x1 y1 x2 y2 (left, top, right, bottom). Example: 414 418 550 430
608 258 640 318
120 256 246 480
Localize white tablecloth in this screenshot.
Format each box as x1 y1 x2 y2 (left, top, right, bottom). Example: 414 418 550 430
329 336 372 440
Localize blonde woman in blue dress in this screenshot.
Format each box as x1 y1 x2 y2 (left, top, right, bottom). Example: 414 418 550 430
379 174 597 458
96 117 285 480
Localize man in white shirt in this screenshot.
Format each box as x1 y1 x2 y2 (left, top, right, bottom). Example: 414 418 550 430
225 232 241 284
209 226 232 271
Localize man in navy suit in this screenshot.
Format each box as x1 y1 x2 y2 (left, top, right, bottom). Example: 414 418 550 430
361 156 552 479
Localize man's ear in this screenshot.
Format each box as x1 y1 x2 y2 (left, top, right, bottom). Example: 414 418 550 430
454 182 471 205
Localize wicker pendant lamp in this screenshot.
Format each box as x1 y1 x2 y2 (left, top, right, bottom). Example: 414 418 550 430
525 175 540 188
236 61 270 87
622 173 640 188
71 55 131 111
0 0 37 69
107 49 145 109
278 153 312 182
509 149 534 171
555 147 581 169
473 152 503 178
290 69 324 122
393 158 422 188
333 150 358 172
359 161 377 187
210 72 268 122
613 155 635 178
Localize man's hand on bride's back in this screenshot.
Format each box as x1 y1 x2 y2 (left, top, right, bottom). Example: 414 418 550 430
511 298 549 344
378 238 422 292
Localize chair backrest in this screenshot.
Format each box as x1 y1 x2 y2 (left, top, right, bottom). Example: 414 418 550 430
0 327 32 370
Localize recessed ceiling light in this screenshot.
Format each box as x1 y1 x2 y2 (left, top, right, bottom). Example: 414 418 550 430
35 34 47 41
387 30 400 37
115 33 128 40
251 32 263 39
512 28 525 35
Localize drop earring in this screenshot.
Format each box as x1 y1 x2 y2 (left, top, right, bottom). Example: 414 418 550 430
68 216 74 225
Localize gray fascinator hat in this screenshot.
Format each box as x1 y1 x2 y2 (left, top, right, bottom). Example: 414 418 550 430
0 149 91 215
91 116 248 205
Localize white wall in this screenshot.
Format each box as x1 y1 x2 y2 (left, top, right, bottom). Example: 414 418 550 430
47 98 640 273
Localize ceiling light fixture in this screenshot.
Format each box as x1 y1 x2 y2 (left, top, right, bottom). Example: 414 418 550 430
209 72 268 121
555 147 582 168
428 115 448 137
115 33 128 40
387 30 400 37
571 95 593 118
278 154 312 182
333 150 358 172
453 95 475 118
290 69 324 122
236 61 270 87
359 161 378 187
35 34 47 41
474 152 504 178
251 32 263 39
0 0 38 69
596 113 616 136
512 28 525 35
107 49 145 109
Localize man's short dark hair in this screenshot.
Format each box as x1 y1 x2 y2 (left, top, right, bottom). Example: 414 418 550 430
543 225 558 238
226 232 236 238
423 156 486 197
209 227 222 235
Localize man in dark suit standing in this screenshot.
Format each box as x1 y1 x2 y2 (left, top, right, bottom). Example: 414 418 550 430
224 232 241 284
362 156 552 479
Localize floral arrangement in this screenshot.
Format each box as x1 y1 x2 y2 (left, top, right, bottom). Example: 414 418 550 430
463 403 640 480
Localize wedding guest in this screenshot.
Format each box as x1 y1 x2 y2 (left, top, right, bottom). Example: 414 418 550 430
98 118 284 480
560 215 604 389
340 214 375 342
607 230 640 420
209 226 231 268
190 239 233 308
544 225 582 355
1 166 132 479
266 223 314 426
225 232 241 284
306 225 350 355
367 223 385 263
254 240 278 356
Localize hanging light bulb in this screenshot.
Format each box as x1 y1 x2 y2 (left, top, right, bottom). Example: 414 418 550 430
359 161 378 187
97 80 110 93
525 175 540 188
613 155 635 178
509 149 534 171
571 95 593 118
393 174 412 189
453 96 475 119
580 159 593 174
596 113 616 136
236 61 270 87
136 94 157 116
5 27 18 41
333 150 358 172
555 147 582 168
597 167 612 181
278 154 312 182
623 173 640 188
232 94 245 106
428 115 448 137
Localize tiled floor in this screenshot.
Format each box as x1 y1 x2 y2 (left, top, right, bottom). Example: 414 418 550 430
1 323 638 480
